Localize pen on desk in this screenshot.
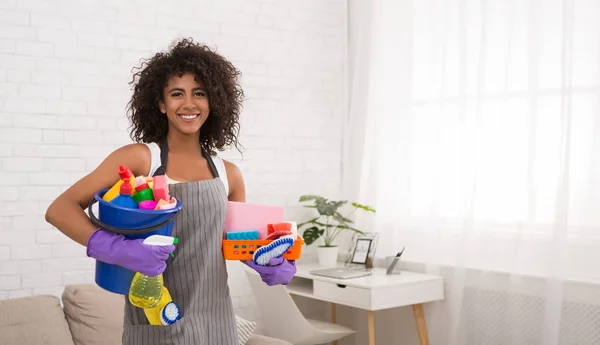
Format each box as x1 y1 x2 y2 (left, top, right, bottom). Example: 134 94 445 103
386 247 405 275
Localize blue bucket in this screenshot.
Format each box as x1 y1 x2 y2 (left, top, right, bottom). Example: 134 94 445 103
87 188 182 295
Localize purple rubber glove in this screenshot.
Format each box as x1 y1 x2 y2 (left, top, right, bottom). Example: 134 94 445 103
86 229 175 276
246 257 297 286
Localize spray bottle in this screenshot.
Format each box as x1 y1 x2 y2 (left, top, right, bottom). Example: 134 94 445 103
109 177 138 209
103 165 137 202
128 235 178 309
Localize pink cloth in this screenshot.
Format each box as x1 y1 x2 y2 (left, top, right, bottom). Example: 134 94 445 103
224 202 284 239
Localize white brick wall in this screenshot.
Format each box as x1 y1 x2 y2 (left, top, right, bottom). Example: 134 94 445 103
0 0 347 321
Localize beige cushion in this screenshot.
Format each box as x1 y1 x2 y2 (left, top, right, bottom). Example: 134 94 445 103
62 284 124 345
0 294 75 345
236 315 257 344
246 334 293 345
60 284 288 345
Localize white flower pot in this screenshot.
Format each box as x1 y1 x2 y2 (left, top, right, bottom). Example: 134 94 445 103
317 246 339 267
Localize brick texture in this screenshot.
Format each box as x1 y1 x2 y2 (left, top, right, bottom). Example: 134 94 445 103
0 0 347 321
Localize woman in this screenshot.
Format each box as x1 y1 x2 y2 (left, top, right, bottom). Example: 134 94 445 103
45 38 296 345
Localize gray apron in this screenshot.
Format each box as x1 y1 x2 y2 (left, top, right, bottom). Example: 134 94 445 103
122 139 239 345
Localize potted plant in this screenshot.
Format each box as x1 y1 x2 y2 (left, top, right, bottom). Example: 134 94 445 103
297 195 376 266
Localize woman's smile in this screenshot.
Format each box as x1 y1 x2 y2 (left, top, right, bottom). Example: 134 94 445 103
178 113 201 121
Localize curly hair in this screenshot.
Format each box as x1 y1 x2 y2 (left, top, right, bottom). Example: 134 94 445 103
126 37 244 155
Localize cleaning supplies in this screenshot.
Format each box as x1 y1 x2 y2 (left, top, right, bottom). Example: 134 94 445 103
128 235 178 308
160 301 182 325
102 167 177 211
143 234 179 246
143 286 182 325
254 223 295 263
226 230 260 240
103 165 136 202
109 178 138 209
155 197 177 210
129 271 164 308
224 201 285 240
144 234 178 258
286 221 298 239
132 176 154 204
152 175 170 202
252 235 296 266
221 201 301 263
137 235 181 326
265 222 293 240
138 200 158 210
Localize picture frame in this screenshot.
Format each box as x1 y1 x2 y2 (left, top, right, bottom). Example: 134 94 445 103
350 238 372 264
345 232 379 269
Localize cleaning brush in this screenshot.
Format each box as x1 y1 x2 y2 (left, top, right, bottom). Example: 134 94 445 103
252 235 295 266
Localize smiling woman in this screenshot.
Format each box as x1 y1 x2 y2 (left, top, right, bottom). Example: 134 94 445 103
159 73 210 137
45 37 298 345
127 38 244 156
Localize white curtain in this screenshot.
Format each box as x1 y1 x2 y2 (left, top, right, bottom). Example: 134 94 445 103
346 0 600 344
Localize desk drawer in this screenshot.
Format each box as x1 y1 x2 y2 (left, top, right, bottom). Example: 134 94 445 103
313 280 371 308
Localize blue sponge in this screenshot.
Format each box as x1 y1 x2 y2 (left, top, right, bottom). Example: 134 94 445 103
226 230 259 240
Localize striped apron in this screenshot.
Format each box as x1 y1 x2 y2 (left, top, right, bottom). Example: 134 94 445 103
122 140 239 345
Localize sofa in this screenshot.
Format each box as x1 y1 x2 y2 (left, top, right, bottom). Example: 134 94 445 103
0 284 291 345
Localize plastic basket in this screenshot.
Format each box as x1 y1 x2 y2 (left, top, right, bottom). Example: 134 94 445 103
222 237 304 261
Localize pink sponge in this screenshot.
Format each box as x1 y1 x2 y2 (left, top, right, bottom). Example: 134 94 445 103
152 175 170 202
224 201 284 240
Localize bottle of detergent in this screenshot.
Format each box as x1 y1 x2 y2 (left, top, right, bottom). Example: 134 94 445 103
143 285 181 326
108 177 138 209
128 235 179 309
103 165 136 202
132 176 154 204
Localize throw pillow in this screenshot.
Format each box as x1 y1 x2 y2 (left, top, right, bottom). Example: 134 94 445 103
62 284 124 345
0 295 76 345
235 315 257 345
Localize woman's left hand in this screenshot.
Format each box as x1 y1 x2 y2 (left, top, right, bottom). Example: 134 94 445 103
246 257 296 286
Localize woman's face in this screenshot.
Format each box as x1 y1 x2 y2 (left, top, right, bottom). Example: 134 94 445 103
159 72 210 137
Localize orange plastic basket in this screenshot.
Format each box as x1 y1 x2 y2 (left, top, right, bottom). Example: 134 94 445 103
222 237 304 261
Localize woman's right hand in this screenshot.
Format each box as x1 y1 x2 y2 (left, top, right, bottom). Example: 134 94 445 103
86 229 175 276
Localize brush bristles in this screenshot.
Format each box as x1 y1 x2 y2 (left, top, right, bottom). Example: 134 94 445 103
253 237 294 266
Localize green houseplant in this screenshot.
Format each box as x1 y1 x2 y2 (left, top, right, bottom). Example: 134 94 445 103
297 195 376 266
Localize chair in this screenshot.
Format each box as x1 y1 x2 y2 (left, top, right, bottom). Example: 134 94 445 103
245 270 355 345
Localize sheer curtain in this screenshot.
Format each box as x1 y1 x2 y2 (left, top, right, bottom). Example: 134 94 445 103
345 0 600 344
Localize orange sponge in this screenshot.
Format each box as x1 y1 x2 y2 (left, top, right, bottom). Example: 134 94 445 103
265 222 293 240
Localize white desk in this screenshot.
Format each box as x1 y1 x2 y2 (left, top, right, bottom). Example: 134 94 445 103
286 263 444 345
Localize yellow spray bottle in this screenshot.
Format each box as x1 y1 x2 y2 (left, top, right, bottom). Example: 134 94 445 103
129 235 178 309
